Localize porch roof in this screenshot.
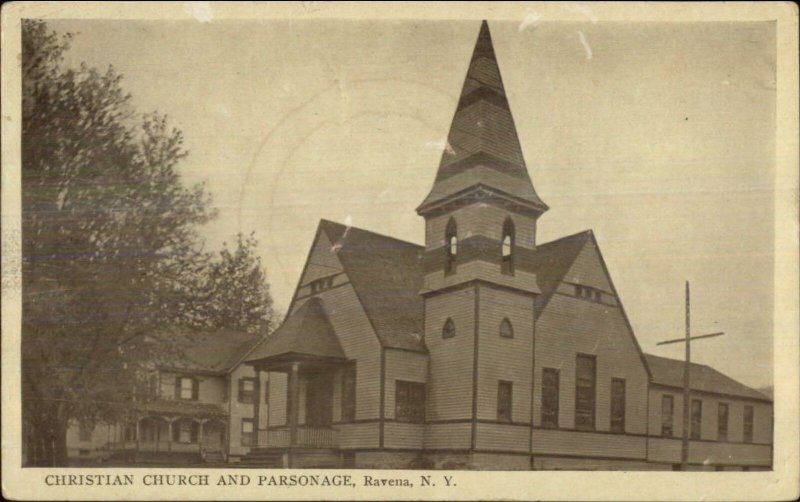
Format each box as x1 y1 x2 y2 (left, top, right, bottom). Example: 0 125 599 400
246 297 347 367
136 399 228 419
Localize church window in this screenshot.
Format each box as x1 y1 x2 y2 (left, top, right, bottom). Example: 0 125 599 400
541 368 560 428
718 403 729 441
442 318 456 339
497 381 513 422
743 405 754 443
310 275 336 294
610 378 626 432
661 394 674 437
396 381 426 423
341 366 356 423
499 318 514 338
501 217 515 275
691 399 702 439
575 354 596 430
445 218 458 275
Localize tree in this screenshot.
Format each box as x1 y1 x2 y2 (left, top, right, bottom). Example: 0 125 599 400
21 20 215 466
189 233 276 334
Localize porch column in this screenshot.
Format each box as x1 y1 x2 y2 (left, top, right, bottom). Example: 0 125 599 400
288 362 300 468
167 418 174 452
135 417 141 452
253 367 262 447
198 420 205 453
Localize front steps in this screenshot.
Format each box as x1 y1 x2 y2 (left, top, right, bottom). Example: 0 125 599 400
240 448 342 468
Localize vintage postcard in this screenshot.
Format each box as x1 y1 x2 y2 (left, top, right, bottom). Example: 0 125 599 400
2 2 798 500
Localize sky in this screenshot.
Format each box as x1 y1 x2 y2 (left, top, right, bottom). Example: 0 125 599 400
48 19 776 389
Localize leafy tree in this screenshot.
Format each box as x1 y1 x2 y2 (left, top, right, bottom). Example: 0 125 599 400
21 20 216 466
189 233 276 334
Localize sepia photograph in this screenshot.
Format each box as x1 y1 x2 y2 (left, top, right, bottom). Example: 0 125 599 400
2 2 798 500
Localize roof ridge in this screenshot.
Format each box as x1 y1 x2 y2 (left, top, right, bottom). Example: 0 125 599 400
319 219 424 249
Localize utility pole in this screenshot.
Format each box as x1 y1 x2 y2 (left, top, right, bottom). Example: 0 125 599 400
656 281 724 470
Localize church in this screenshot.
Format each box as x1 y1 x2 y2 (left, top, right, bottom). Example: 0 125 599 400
234 21 771 470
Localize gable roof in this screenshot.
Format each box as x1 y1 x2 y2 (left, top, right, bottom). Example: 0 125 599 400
525 230 594 317
418 21 547 215
153 328 264 374
246 296 346 363
320 219 426 352
645 353 771 402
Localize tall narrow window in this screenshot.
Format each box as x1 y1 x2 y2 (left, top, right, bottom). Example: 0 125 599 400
575 354 596 430
743 405 754 443
690 399 702 440
718 403 729 441
661 395 674 437
497 381 513 422
442 318 456 339
501 217 515 275
238 378 255 404
395 381 426 423
176 376 198 401
541 368 560 428
341 366 356 423
499 318 514 338
445 218 458 275
610 378 626 433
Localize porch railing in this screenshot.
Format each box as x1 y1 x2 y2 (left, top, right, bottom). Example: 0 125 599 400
256 426 339 449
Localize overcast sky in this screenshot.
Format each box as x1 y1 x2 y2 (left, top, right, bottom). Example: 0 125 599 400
49 19 776 389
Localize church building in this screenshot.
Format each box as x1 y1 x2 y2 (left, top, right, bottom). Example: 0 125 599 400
242 21 772 470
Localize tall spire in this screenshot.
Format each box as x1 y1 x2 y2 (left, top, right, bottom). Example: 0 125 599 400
418 20 547 215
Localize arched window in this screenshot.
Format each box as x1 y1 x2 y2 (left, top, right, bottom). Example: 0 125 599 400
442 318 456 339
501 217 515 275
500 318 514 338
445 218 458 275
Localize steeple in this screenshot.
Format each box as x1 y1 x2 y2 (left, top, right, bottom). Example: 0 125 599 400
417 20 547 216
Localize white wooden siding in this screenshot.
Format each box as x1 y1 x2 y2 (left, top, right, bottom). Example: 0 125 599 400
531 428 646 459
384 349 429 420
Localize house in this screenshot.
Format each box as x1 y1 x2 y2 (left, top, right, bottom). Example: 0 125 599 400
240 20 773 470
63 329 269 465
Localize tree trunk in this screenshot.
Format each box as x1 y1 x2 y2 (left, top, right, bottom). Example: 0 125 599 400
53 418 69 466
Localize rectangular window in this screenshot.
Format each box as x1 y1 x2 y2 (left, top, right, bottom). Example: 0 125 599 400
79 421 93 442
691 399 702 440
575 354 596 430
238 378 256 404
743 405 754 443
661 395 674 437
395 381 425 423
341 367 356 423
175 376 198 401
718 403 729 441
541 368 560 428
610 378 626 433
178 421 192 443
241 419 254 447
497 381 513 423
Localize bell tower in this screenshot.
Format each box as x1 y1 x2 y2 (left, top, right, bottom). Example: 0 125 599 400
419 21 545 462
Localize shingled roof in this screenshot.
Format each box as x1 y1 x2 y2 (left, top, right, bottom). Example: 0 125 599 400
320 220 426 352
418 20 547 214
645 354 771 402
153 329 264 374
247 296 347 363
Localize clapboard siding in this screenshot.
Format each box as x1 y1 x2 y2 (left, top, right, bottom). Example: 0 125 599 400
423 261 539 295
425 288 475 421
425 203 537 250
562 240 612 292
477 286 533 423
533 456 654 470
383 422 425 449
647 437 772 466
293 282 383 421
531 428 646 459
424 423 472 449
535 294 649 433
384 349 429 420
338 422 380 449
647 388 773 449
475 423 530 452
294 231 344 292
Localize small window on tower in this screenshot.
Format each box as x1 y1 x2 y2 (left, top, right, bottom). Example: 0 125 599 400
499 318 514 338
442 318 456 339
445 218 458 275
501 217 515 275
575 285 583 297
